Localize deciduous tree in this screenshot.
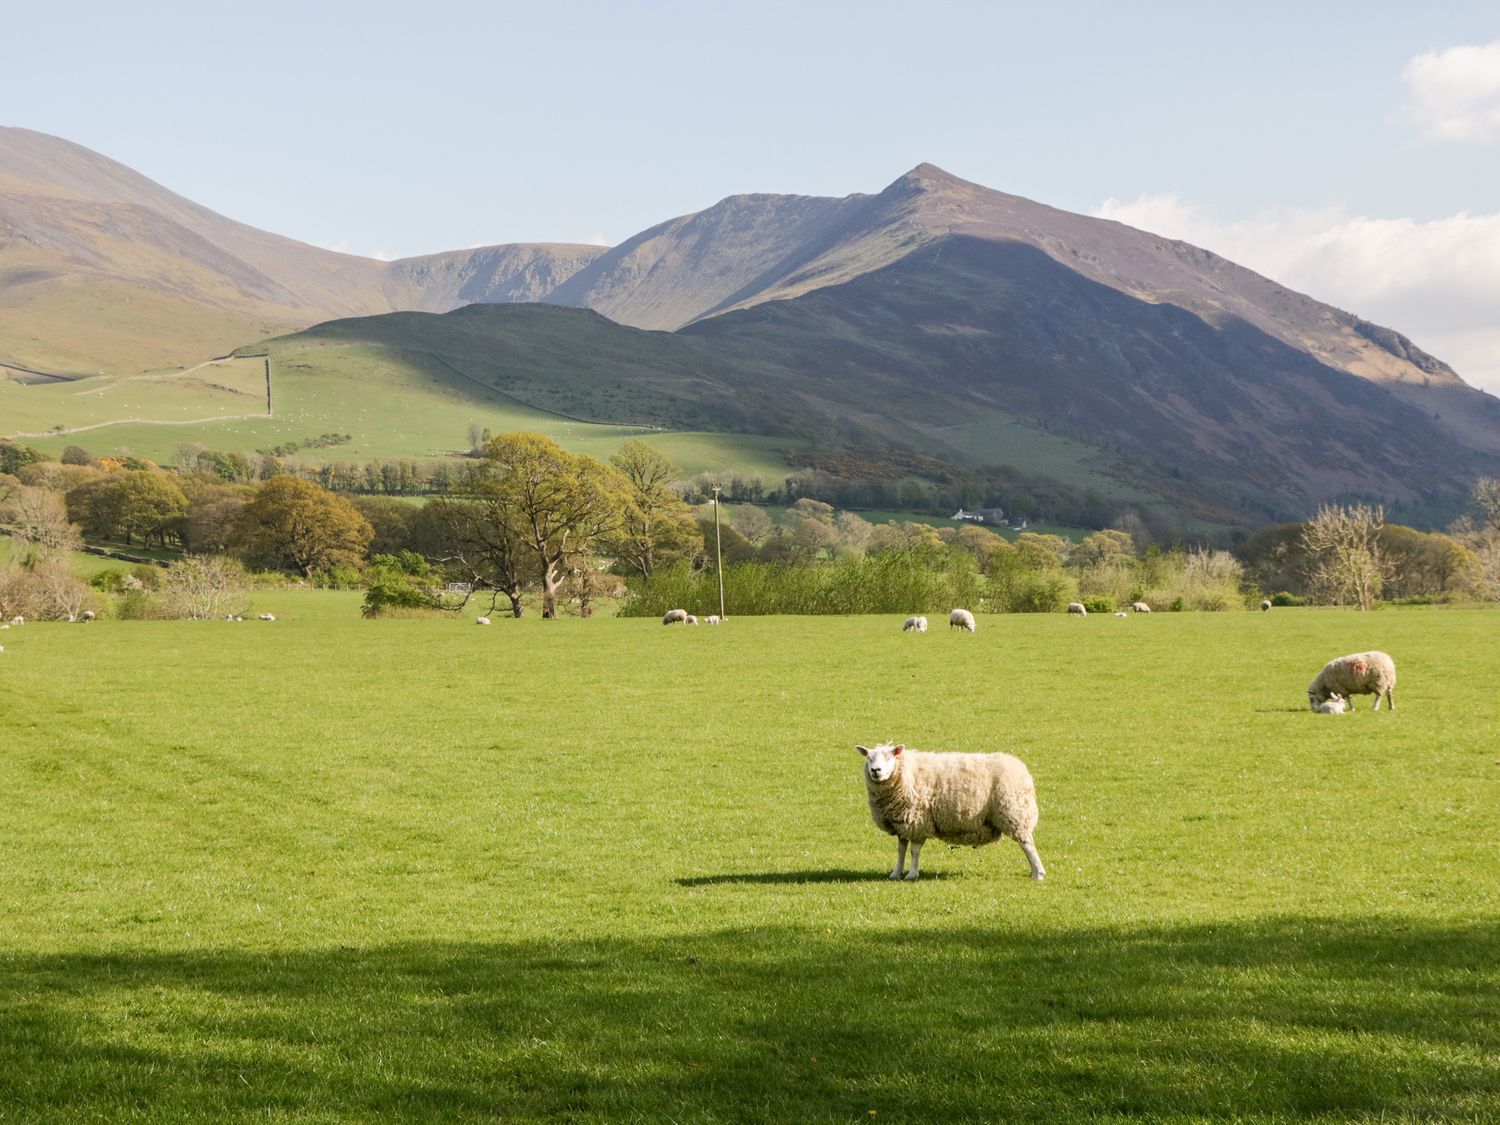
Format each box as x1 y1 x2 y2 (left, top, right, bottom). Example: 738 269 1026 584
232 477 373 577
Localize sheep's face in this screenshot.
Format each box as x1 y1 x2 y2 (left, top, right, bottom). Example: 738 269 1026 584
858 743 903 784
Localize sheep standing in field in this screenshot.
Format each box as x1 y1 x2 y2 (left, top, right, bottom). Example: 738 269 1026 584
1066 602 1087 616
1308 651 1397 711
705 615 721 625
662 609 688 625
858 742 1044 881
1132 601 1151 614
1315 693 1349 714
948 608 975 633
1261 599 1272 613
685 614 699 625
10 616 23 626
81 610 95 622
475 616 491 626
903 615 928 633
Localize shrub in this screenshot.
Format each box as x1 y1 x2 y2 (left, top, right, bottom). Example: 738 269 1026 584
160 556 250 620
1082 595 1116 614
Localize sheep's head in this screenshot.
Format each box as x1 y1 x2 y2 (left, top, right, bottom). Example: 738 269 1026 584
858 743 903 783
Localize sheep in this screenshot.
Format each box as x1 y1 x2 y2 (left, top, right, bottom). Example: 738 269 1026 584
685 614 698 625
902 615 928 633
1066 602 1087 616
475 616 491 626
858 742 1044 881
81 610 95 622
662 609 688 625
948 608 975 633
1113 611 1127 618
1261 599 1272 613
1308 651 1397 712
10 616 23 626
1315 693 1349 714
1132 601 1152 614
705 615 721 624
258 613 275 622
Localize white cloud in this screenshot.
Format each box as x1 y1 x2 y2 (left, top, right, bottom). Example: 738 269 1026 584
1402 39 1500 141
1092 194 1500 393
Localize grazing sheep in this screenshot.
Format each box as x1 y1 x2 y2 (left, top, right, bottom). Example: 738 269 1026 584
258 613 275 622
662 609 688 625
1066 602 1087 616
1261 599 1272 613
685 614 698 625
903 615 928 633
1132 601 1152 614
858 742 1044 881
705 615 721 624
475 616 491 626
81 610 95 622
10 616 23 625
948 608 976 633
1315 693 1349 714
1308 651 1397 712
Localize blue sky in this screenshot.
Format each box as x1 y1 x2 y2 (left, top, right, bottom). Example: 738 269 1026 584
6 1 1499 386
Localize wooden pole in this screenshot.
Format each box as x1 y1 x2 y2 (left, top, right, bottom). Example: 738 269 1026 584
264 357 272 415
712 486 725 619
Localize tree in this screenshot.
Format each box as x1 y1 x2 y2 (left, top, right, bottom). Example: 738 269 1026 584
232 477 373 577
1301 503 1384 610
480 433 631 618
5 486 81 561
730 503 775 546
65 472 189 546
161 556 250 620
425 495 531 617
60 444 95 466
606 440 699 579
1473 476 1500 534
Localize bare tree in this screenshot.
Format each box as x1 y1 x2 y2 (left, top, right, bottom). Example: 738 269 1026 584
1301 503 1385 610
5 486 81 561
161 556 251 620
1473 476 1500 534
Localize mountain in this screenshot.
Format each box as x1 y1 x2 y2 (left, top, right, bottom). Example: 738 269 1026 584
5 129 1498 523
0 127 603 373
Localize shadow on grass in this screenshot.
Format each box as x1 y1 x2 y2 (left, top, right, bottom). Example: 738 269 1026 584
676 868 955 886
2 915 1497 1120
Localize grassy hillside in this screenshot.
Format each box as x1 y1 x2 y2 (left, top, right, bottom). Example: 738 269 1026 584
1 605 1496 1119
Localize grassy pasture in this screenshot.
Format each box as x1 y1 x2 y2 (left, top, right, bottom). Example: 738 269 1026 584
1 603 1497 1120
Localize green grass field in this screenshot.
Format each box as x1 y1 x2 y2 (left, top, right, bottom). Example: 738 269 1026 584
2 603 1497 1120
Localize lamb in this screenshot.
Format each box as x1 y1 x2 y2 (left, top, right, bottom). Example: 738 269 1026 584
1261 599 1272 613
858 742 1044 881
685 614 698 625
948 608 975 633
10 616 23 626
705 615 721 624
902 615 928 633
1308 651 1396 712
662 609 688 625
1132 601 1152 614
1315 693 1349 714
475 616 491 626
258 613 275 622
1066 602 1087 616
1113 611 1127 618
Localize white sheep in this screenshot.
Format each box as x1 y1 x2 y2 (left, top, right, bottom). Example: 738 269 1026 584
1066 602 1087 616
948 608 975 633
662 609 688 625
10 616 23 626
902 615 928 633
1261 599 1272 613
81 610 95 622
1308 651 1397 711
685 614 698 625
1132 601 1152 614
258 613 275 622
1315 693 1349 714
858 742 1044 881
705 615 721 624
475 616 491 626
1113 611 1127 618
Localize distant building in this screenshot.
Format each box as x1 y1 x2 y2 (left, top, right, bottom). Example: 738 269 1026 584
952 506 1006 524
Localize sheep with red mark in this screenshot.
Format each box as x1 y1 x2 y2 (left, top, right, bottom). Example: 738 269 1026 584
1308 651 1396 711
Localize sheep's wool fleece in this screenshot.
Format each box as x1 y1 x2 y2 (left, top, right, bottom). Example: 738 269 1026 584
1308 651 1396 704
866 748 1039 846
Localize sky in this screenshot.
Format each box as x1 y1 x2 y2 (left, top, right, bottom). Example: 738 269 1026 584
5 1 1499 388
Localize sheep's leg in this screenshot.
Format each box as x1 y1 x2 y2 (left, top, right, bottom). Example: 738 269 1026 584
1385 688 1395 711
1020 838 1046 882
890 838 907 880
904 840 923 880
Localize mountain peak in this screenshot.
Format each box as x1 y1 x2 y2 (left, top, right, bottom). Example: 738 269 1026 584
887 162 969 193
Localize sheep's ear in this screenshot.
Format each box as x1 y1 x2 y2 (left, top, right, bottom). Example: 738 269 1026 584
892 745 904 755
856 745 870 757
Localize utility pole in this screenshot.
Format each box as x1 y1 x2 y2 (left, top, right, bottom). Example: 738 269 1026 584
712 485 725 619
264 357 272 416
